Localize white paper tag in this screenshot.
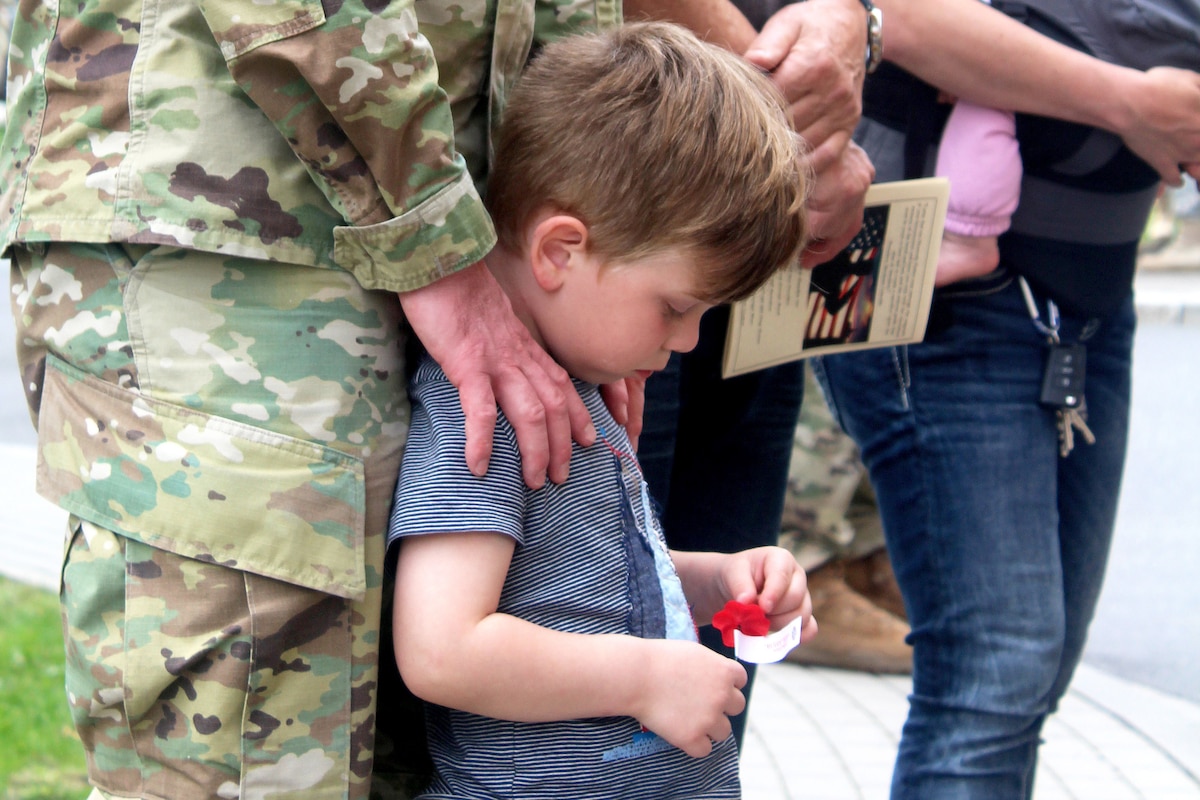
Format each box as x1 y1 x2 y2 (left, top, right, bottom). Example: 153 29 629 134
733 616 804 664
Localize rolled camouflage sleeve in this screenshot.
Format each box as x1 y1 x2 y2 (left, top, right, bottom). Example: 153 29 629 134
199 0 494 292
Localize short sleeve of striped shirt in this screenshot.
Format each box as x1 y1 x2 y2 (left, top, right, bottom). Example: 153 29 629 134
387 357 527 546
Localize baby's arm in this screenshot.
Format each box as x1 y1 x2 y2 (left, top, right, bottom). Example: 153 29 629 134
673 547 818 643
393 531 748 756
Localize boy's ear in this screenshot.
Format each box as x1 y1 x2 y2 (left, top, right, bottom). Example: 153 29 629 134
528 214 590 291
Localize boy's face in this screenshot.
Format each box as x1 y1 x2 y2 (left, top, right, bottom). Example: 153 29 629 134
540 248 715 386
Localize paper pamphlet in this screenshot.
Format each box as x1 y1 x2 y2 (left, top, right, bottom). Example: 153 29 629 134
722 177 950 379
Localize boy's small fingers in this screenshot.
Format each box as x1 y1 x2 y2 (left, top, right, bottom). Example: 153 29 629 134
758 549 804 611
756 573 789 614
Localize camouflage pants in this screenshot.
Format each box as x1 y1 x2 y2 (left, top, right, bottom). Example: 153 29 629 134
10 243 421 799
779 363 883 571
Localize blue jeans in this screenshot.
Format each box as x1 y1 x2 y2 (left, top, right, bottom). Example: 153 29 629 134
814 278 1135 799
640 305 806 745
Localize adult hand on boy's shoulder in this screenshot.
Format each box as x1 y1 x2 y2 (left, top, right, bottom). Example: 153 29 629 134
399 261 596 489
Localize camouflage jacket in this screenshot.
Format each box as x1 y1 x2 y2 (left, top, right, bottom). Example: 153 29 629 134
0 0 620 293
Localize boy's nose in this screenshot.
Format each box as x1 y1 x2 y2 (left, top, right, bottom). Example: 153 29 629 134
667 318 703 354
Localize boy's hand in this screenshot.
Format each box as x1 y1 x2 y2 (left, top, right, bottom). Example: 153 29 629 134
634 640 748 757
720 546 819 644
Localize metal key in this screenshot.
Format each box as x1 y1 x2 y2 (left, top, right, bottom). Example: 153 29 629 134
1056 400 1095 458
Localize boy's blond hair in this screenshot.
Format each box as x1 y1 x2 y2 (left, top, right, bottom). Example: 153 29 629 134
487 21 809 304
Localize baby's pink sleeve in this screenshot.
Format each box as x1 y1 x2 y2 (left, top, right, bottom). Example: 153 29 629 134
936 102 1022 237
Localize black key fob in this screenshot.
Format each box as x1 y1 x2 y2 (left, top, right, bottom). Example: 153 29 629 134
1040 344 1086 409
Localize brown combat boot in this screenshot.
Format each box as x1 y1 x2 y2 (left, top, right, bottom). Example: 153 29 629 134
786 562 913 674
841 548 907 621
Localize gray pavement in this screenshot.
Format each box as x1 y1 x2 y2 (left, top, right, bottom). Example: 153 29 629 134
1 261 1198 798
740 659 1200 799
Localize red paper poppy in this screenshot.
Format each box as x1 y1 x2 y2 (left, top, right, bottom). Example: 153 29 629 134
712 600 770 647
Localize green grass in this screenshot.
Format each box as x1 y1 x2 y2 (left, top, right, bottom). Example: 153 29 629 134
0 578 89 799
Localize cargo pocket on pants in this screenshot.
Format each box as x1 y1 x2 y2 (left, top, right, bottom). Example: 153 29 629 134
45 355 368 799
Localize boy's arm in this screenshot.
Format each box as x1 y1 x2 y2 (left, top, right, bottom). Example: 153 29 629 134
393 531 748 757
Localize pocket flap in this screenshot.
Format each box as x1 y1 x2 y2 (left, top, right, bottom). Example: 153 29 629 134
37 357 367 599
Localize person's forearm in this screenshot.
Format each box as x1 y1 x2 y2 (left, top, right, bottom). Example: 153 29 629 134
398 603 747 756
624 0 757 53
399 614 656 723
875 0 1138 135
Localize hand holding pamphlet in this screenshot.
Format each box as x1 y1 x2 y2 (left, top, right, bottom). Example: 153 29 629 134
722 178 950 378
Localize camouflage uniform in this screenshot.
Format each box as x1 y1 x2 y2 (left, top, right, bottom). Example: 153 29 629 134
779 363 884 572
0 0 617 798
0 0 13 120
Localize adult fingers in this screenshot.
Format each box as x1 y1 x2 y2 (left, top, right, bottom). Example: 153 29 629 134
802 144 873 267
794 127 851 175
743 8 805 74
508 343 590 486
457 372 501 478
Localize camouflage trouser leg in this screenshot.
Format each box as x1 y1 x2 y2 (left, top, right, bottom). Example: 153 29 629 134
10 243 421 800
779 363 883 571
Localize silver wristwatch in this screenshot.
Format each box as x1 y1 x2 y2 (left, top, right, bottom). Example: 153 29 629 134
860 0 884 74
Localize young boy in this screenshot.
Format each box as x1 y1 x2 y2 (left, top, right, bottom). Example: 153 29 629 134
388 22 817 799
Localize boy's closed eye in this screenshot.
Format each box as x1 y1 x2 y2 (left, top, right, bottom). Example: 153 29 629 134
663 297 704 320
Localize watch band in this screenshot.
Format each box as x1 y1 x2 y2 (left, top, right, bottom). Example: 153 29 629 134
859 0 884 74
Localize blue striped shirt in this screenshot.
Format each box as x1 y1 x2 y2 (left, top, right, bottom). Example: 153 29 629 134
388 357 740 799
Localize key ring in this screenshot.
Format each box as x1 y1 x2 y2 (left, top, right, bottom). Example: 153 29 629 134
1018 276 1060 343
